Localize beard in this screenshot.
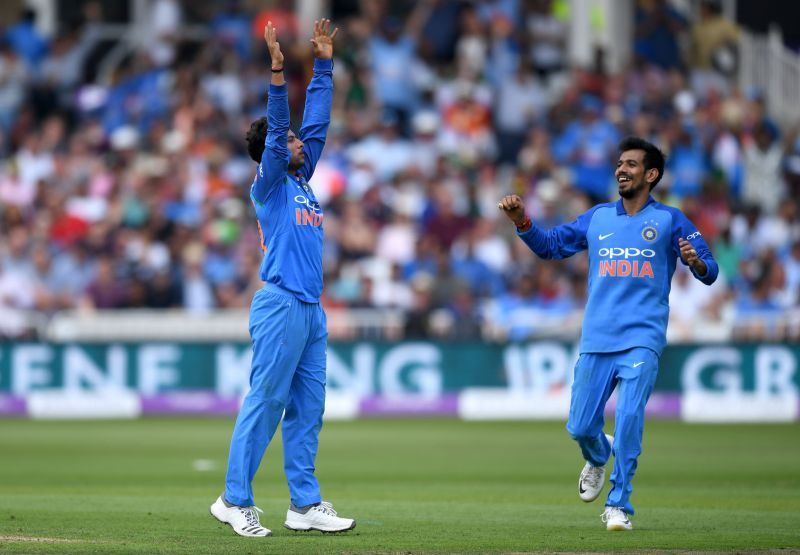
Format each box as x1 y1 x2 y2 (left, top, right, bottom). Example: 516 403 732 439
288 156 304 172
618 178 648 199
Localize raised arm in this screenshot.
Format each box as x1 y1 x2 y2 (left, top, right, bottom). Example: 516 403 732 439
498 195 596 260
298 19 337 181
253 22 290 204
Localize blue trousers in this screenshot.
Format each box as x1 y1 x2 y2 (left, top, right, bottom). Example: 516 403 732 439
566 347 659 515
224 283 327 508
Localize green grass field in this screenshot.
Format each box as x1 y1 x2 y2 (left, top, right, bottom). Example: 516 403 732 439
0 418 798 554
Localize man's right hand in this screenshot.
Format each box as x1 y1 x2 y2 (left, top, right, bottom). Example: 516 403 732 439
311 18 338 60
498 195 528 227
264 21 284 69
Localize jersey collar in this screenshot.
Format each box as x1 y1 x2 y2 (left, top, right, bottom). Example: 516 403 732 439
616 195 655 216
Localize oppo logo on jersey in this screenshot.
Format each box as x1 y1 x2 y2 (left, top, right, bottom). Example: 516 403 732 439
597 247 656 259
597 247 655 279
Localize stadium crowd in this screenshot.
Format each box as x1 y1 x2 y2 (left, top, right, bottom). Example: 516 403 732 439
0 0 798 341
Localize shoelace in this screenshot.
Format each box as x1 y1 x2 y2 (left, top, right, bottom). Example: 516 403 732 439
316 501 337 516
239 505 263 527
601 507 626 523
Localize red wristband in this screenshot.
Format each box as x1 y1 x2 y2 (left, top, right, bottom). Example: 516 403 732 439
516 217 532 232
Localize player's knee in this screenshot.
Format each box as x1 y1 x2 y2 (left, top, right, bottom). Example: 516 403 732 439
567 421 595 441
245 389 286 412
267 397 285 412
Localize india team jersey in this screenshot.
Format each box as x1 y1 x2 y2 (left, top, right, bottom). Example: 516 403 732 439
250 59 333 303
518 196 718 355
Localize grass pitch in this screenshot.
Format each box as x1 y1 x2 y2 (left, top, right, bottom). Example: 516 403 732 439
0 417 798 553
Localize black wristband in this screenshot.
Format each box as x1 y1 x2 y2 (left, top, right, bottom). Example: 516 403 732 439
271 66 283 73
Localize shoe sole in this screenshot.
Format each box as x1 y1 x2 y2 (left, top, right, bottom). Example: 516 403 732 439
607 523 632 531
283 520 357 534
209 506 272 537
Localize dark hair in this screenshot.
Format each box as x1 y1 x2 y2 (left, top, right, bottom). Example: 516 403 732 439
618 136 666 190
245 117 268 162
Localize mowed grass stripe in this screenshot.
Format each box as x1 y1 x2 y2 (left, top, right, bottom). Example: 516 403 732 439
0 418 798 553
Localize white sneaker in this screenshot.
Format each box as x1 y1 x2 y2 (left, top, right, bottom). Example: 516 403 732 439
284 501 356 533
578 434 614 502
209 496 272 537
602 506 633 531
578 462 605 502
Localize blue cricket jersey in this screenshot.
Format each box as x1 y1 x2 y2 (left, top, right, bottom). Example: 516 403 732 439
517 196 718 355
250 59 333 303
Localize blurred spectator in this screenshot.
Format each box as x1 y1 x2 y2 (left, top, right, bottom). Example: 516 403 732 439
0 256 36 338
494 61 548 165
524 0 567 78
147 0 182 67
455 5 488 78
4 9 48 71
690 0 739 92
633 0 688 70
211 0 253 62
366 3 431 135
0 41 28 131
552 95 619 200
437 79 496 164
666 125 707 198
742 121 785 214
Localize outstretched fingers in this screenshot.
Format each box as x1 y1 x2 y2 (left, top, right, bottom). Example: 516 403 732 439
265 21 277 45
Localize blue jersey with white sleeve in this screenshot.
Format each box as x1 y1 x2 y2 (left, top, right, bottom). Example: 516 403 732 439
250 59 333 303
517 196 718 355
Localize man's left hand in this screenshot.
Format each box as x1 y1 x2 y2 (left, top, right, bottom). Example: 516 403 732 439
311 18 338 60
679 237 707 275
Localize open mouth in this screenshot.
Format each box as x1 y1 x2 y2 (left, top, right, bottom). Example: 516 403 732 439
617 176 632 184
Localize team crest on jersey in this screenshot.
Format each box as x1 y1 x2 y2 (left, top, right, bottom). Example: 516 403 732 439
642 226 657 242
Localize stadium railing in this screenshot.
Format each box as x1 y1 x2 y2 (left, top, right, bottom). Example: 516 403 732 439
739 25 800 127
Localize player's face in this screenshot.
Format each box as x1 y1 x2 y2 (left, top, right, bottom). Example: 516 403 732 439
287 131 305 171
615 149 650 199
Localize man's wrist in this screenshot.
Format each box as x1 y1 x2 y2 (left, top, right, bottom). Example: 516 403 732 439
515 216 532 232
692 259 708 277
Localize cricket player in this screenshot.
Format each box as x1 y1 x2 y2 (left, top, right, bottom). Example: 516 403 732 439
210 19 355 537
499 136 718 530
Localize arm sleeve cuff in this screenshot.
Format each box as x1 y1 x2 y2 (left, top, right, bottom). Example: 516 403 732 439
269 83 288 95
313 58 334 72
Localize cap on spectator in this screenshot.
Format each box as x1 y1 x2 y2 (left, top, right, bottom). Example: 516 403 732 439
76 85 109 113
412 111 439 136
110 126 140 150
536 178 560 203
673 90 696 115
162 130 187 153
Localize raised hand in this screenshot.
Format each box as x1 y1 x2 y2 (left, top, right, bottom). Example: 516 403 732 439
498 195 528 228
264 21 284 69
310 18 338 60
